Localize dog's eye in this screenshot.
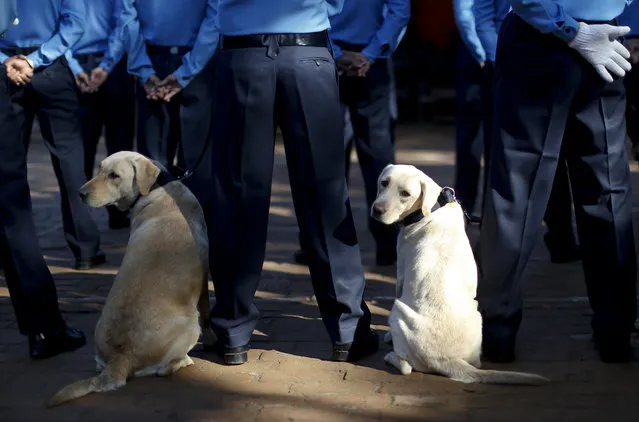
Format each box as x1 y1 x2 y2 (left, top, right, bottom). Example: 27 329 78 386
400 190 411 198
108 172 120 179
380 180 389 188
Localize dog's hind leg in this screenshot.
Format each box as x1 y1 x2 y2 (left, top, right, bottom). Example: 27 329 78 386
157 356 194 376
384 351 413 375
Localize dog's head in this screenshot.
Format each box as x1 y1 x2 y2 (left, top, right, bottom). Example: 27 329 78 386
370 164 442 225
79 151 161 210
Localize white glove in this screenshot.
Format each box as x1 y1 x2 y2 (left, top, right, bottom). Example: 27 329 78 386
569 22 632 83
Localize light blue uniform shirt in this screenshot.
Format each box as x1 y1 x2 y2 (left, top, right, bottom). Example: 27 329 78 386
329 0 410 62
64 0 126 76
120 0 219 88
0 0 18 36
618 0 639 37
216 0 343 35
0 0 84 69
507 0 634 43
453 0 486 64
473 0 510 63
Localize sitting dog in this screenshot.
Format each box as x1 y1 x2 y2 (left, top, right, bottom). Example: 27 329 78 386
371 164 548 385
48 151 215 406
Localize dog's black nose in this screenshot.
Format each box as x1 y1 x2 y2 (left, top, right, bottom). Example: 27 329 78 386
372 203 385 217
78 190 88 201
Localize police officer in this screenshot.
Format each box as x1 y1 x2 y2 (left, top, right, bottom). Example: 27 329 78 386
474 0 579 263
0 0 104 271
120 0 218 216
0 0 86 359
452 0 486 221
477 0 637 363
65 0 136 230
294 3 408 267
209 0 378 365
329 0 410 266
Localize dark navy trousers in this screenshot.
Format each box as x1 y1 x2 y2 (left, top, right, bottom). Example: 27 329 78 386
0 64 65 336
453 42 483 215
75 55 136 180
339 53 397 254
136 46 215 217
209 38 371 348
478 14 637 347
5 53 101 262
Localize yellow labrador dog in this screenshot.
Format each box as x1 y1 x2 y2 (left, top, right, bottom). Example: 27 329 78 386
372 164 548 385
48 151 215 406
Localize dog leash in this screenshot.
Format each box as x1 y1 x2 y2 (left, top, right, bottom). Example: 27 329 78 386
169 129 213 182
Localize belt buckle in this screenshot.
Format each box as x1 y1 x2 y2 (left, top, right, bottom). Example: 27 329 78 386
170 46 179 55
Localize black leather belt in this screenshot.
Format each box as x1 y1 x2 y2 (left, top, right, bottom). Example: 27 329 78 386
220 31 328 50
146 44 191 56
1 46 39 56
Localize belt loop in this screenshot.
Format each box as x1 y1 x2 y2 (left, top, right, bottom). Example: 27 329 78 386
265 35 280 59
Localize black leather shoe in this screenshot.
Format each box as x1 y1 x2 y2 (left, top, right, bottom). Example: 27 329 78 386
331 329 379 362
544 233 580 264
29 326 86 360
75 252 106 270
205 342 249 365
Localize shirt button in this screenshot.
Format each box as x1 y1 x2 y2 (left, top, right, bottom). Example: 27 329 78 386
12 17 19 26
170 46 178 54
0 33 5 39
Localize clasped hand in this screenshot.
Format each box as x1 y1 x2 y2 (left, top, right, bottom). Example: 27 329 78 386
75 67 110 94
336 51 371 77
143 74 182 102
4 55 33 86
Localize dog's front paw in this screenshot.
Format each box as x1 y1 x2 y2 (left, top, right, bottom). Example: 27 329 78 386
383 331 393 344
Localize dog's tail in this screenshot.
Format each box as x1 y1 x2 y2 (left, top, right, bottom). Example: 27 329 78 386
431 358 549 386
47 355 131 407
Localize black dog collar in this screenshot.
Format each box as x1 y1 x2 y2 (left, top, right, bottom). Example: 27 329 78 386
129 169 175 209
401 187 458 227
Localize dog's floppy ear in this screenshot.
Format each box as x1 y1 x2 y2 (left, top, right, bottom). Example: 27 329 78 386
417 176 429 212
132 157 160 196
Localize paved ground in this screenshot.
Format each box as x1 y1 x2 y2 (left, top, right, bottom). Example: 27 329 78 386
1 123 639 422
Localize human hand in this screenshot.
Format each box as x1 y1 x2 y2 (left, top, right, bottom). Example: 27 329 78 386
89 67 109 92
156 73 182 102
143 74 163 100
569 22 632 83
5 55 33 86
74 72 91 93
337 51 371 77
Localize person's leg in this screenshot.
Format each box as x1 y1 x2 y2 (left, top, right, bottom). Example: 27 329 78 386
207 46 277 364
346 60 398 265
30 58 102 269
477 14 580 362
103 57 137 228
563 70 637 362
177 57 215 221
135 53 175 169
454 42 483 217
0 64 85 358
624 59 639 161
542 157 580 263
276 44 376 361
